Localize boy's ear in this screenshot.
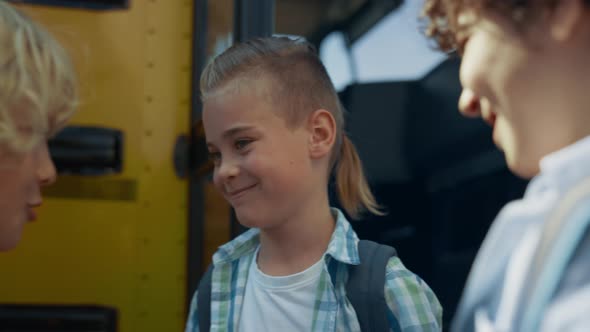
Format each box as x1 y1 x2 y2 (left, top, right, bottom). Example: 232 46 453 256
549 0 584 41
307 109 336 159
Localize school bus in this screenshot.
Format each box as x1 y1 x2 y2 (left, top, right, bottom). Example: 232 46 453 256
0 1 528 331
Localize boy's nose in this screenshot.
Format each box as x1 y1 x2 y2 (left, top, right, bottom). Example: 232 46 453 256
458 88 481 118
38 144 57 186
216 159 239 182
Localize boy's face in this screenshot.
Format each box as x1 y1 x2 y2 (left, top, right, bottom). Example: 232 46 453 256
203 87 318 229
457 6 588 178
0 113 57 251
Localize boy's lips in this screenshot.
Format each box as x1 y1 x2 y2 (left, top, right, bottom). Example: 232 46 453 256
485 112 502 149
26 202 42 222
26 208 38 222
485 115 496 128
482 109 497 128
226 183 258 200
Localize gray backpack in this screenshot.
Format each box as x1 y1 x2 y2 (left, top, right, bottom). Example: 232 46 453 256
196 240 398 331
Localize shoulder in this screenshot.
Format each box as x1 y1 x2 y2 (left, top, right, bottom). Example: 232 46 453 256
544 283 590 331
212 228 260 264
185 290 199 332
384 257 443 331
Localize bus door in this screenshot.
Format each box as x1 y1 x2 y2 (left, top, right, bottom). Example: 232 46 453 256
0 1 196 331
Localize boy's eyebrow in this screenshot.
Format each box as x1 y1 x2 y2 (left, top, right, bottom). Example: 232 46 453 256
222 125 256 139
207 125 258 147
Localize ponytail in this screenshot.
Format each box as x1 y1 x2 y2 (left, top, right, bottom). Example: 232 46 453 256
335 135 384 219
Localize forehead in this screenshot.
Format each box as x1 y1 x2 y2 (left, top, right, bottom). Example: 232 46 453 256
13 98 68 138
7 99 52 128
458 2 551 31
9 103 34 126
202 89 286 138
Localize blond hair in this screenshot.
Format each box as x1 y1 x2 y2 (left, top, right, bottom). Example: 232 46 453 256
200 36 382 219
0 2 78 152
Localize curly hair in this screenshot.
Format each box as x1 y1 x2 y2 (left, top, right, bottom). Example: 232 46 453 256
422 0 589 51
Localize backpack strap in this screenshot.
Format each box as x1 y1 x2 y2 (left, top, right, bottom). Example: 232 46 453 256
346 239 398 332
197 264 213 332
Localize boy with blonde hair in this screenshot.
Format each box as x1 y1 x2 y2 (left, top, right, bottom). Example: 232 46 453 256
0 2 78 251
186 36 442 331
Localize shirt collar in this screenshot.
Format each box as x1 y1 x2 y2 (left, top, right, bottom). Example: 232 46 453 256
325 208 361 265
530 135 590 194
212 228 260 265
540 135 590 175
211 208 360 266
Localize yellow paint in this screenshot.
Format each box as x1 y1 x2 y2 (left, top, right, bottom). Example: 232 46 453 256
0 2 193 331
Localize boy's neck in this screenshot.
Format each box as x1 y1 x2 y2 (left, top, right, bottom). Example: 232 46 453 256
256 197 335 276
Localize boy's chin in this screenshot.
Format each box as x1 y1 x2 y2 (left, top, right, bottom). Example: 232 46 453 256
235 209 286 231
234 209 264 229
505 154 539 180
0 234 22 252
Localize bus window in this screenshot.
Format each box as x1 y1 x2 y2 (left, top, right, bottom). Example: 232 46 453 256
320 0 446 87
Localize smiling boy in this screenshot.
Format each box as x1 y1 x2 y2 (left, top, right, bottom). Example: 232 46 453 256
423 0 590 331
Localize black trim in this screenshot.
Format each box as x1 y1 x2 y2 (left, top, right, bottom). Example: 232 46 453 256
0 304 117 331
49 126 124 176
308 0 403 47
233 0 275 43
186 0 208 313
7 0 129 10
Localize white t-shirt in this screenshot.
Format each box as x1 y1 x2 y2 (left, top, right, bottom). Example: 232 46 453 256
237 247 324 332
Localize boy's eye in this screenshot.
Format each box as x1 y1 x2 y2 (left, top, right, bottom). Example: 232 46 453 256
234 139 253 151
208 151 221 164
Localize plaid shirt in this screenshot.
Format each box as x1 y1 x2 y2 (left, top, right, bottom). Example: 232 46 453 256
185 209 442 331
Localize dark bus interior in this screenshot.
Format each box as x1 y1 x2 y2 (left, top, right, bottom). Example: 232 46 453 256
282 0 530 327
